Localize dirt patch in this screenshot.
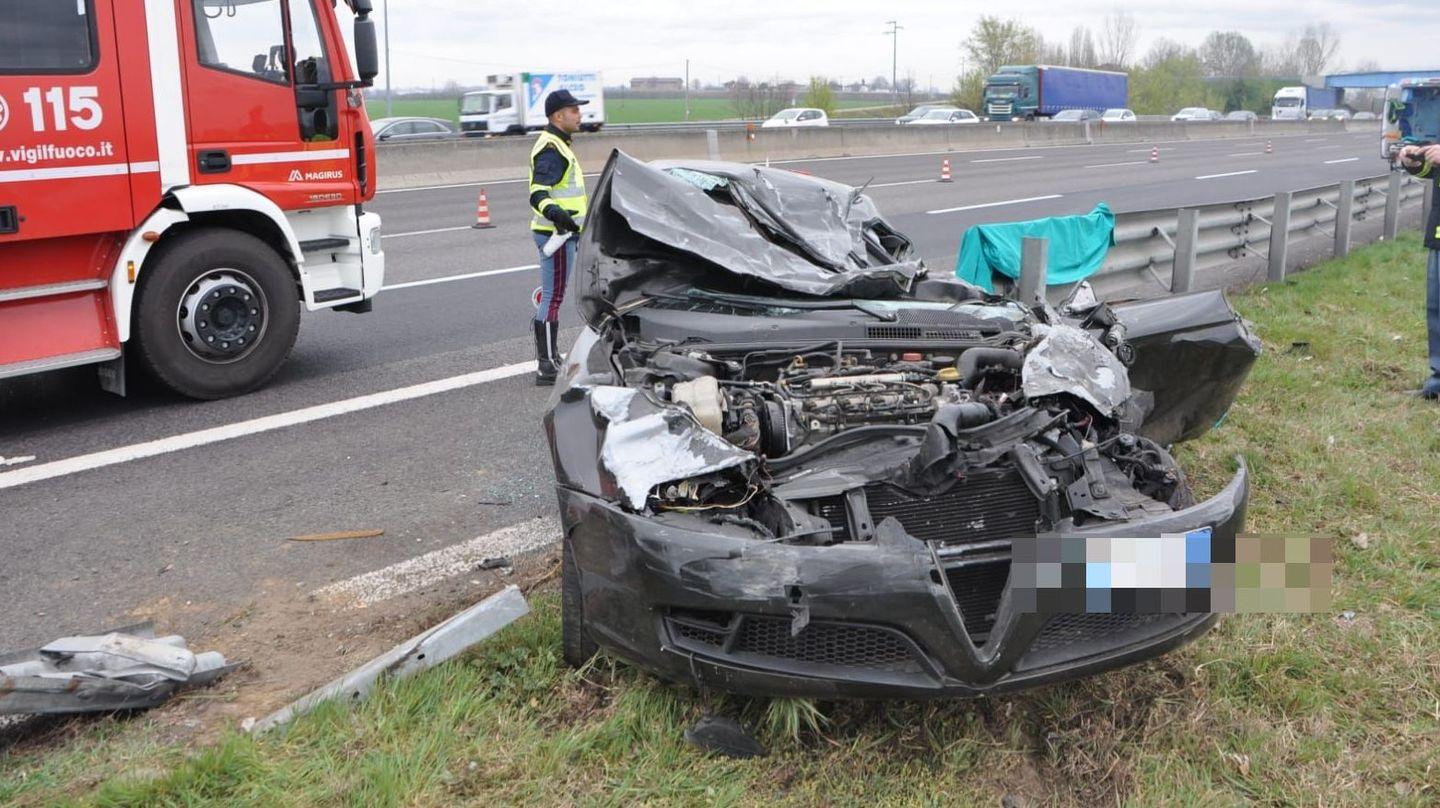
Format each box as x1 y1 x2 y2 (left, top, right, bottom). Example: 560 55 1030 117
1 547 561 755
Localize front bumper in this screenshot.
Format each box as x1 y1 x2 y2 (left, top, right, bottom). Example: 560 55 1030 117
559 461 1247 698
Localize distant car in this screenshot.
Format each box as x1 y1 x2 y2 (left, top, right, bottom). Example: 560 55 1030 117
1308 109 1350 121
906 108 980 125
1101 108 1137 122
1353 111 1378 121
1171 107 1215 122
1224 110 1258 122
895 104 958 125
1050 109 1102 122
371 117 457 142
762 108 829 128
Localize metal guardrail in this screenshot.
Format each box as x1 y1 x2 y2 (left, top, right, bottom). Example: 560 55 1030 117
1089 172 1428 294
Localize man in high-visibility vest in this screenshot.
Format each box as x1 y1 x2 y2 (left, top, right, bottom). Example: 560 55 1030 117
1399 143 1440 399
528 89 589 386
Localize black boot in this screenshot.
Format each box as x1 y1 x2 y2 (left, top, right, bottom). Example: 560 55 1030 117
533 320 558 386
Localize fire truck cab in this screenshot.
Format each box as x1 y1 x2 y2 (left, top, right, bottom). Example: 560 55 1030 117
0 0 383 399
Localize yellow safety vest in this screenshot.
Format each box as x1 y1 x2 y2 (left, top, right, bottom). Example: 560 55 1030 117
529 130 587 233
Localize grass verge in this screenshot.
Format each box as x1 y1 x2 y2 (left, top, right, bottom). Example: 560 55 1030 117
3 236 1438 806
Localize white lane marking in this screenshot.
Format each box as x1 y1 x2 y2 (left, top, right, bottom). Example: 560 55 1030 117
314 517 560 607
0 455 37 467
230 148 350 165
382 225 477 239
1085 160 1148 168
970 156 1045 163
868 178 944 188
1325 157 1360 164
0 362 536 491
1228 152 1264 156
1304 138 1329 143
927 194 1063 215
1127 147 1175 153
1196 170 1258 180
383 264 538 291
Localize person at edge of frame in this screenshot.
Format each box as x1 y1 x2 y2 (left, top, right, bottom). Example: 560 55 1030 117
1398 142 1440 399
528 89 589 386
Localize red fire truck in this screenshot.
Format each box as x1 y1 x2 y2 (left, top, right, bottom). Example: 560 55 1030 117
0 0 383 398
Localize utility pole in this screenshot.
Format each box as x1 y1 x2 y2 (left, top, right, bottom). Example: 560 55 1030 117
383 0 392 117
685 59 690 120
884 20 902 106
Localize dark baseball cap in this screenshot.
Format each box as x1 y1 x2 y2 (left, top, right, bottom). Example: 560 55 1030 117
545 89 590 117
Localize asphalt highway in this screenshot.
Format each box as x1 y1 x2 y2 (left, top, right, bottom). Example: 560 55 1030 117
0 129 1399 649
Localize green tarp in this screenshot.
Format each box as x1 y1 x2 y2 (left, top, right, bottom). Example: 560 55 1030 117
954 203 1115 292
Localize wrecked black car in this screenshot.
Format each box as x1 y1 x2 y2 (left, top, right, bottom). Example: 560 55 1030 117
543 151 1261 698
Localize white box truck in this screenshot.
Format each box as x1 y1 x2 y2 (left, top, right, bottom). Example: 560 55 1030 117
459 71 605 135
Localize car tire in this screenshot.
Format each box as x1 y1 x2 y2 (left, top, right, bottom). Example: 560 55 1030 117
133 227 299 400
561 535 599 668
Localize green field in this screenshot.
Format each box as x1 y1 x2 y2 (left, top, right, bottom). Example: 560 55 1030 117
365 96 888 126
4 235 1438 806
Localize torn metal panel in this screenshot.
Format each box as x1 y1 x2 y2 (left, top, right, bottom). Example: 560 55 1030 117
251 585 529 734
1022 323 1132 418
1109 290 1263 445
589 386 755 511
0 623 233 715
577 152 926 325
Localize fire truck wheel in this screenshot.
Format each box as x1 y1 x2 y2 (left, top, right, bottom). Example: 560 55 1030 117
133 228 300 400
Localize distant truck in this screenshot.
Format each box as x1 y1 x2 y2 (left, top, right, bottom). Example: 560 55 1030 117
1381 78 1440 162
982 65 1128 122
458 72 605 136
1271 86 1343 121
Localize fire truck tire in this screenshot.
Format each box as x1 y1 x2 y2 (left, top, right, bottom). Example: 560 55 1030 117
133 228 300 400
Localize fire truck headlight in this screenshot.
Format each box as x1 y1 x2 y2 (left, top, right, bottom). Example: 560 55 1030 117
368 225 382 254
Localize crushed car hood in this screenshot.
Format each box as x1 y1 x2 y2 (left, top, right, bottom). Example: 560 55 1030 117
575 151 928 326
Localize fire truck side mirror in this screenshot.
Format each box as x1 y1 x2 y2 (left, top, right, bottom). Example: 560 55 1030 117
352 6 379 86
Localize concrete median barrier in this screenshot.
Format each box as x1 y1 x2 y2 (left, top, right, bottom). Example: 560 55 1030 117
377 119 1369 190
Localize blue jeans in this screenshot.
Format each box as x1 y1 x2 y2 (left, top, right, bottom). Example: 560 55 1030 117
1429 250 1440 379
533 231 576 324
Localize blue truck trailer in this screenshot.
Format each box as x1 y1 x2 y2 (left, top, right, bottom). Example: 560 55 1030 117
983 65 1129 121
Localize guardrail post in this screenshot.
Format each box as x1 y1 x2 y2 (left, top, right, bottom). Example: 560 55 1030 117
706 129 719 161
1019 237 1048 307
1334 179 1354 257
1383 172 1402 240
1171 208 1200 293
1268 191 1292 282
1083 120 1092 145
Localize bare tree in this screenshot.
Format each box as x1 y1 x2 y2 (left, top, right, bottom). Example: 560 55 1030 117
963 16 1043 78
1294 22 1341 77
1098 10 1139 68
1200 31 1258 78
1068 26 1099 68
1141 38 1193 70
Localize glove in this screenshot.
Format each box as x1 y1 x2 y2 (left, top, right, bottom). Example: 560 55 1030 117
544 205 579 234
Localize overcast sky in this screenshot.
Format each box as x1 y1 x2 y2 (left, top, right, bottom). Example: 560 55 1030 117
372 1 1433 91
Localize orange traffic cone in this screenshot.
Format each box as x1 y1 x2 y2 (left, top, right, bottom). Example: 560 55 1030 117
939 158 953 182
1265 140 1273 155
471 188 494 229
1149 146 1160 164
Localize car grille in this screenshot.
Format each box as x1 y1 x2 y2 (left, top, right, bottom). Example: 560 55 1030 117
798 469 1039 645
866 469 1040 546
1030 612 1167 651
666 611 923 673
